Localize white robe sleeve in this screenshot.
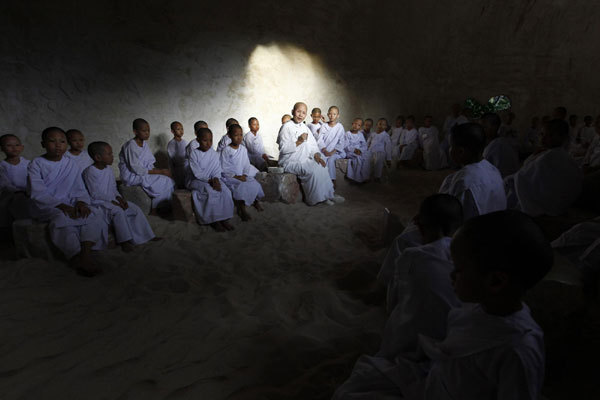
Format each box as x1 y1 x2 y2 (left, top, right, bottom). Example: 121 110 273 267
277 124 298 158
125 143 149 176
27 160 63 208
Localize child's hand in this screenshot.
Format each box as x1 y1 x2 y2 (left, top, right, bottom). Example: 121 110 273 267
354 149 362 155
234 175 247 182
162 169 172 178
56 203 76 218
314 154 326 167
75 201 91 218
296 133 308 146
117 195 129 209
210 177 222 191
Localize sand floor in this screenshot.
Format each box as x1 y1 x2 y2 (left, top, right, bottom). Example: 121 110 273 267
0 168 597 399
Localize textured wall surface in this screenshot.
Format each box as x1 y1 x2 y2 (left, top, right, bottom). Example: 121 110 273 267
1 0 599 166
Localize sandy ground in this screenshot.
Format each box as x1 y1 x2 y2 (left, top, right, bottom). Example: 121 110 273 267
0 168 597 399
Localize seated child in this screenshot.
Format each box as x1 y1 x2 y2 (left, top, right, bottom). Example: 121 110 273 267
344 118 371 183
186 120 209 156
118 118 175 214
361 118 374 141
167 121 188 189
366 118 392 181
317 106 346 187
186 128 234 232
220 123 264 221
281 114 292 125
334 210 552 400
64 129 93 173
83 142 155 252
0 134 31 227
307 107 324 141
216 118 239 152
439 122 506 220
397 115 420 167
418 116 447 170
377 194 463 359
481 112 520 177
505 119 583 216
390 115 405 159
243 117 272 171
28 127 103 276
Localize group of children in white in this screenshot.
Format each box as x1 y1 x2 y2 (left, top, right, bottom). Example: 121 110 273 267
1 98 599 397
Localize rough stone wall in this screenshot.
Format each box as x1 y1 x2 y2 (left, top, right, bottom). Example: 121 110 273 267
1 0 599 167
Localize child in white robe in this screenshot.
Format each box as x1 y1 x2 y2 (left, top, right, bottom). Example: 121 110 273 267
361 118 374 142
28 127 103 276
344 118 371 183
64 129 93 174
216 117 238 152
397 115 420 167
377 194 463 359
220 123 264 221
481 112 520 177
243 117 272 171
505 119 583 217
185 120 209 161
367 118 392 181
439 122 506 220
317 106 346 186
334 210 552 400
83 142 155 252
307 107 323 141
418 116 447 170
390 115 405 159
277 102 340 206
0 134 31 227
118 118 175 214
186 128 235 232
167 121 188 189
281 114 292 124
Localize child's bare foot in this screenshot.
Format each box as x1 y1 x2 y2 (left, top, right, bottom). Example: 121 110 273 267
220 220 235 231
239 208 251 221
211 222 226 232
121 241 135 253
252 200 264 212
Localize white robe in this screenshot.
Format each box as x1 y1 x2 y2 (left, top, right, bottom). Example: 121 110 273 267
333 304 544 400
0 157 31 226
27 156 103 259
307 122 323 141
277 121 334 205
118 138 175 209
390 127 404 159
367 131 392 178
344 131 371 183
186 147 234 224
378 237 461 360
216 133 231 152
398 128 419 161
552 217 600 272
505 147 583 217
64 150 93 174
418 126 447 170
583 134 600 168
83 165 154 247
167 138 188 189
220 145 264 206
439 159 506 221
580 126 597 147
360 129 372 142
317 122 346 180
483 136 520 178
243 130 268 170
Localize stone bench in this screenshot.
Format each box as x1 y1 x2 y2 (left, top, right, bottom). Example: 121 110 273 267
255 172 302 204
171 190 195 223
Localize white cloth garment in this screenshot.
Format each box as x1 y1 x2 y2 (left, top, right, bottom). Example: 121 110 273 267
360 129 373 142
505 147 583 217
583 134 600 168
27 156 103 259
216 133 231 152
317 122 346 180
378 237 461 359
186 147 234 224
552 217 600 272
243 130 268 170
418 126 447 170
64 150 93 174
483 136 520 177
307 122 323 141
118 138 175 209
220 145 264 206
398 128 419 161
277 120 334 205
439 159 506 221
333 303 545 400
83 164 154 248
344 131 371 182
367 131 392 179
580 126 597 147
167 138 188 189
0 157 31 226
390 127 404 159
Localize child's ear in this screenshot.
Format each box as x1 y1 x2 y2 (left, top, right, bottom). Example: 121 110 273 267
486 270 510 294
41 141 46 149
